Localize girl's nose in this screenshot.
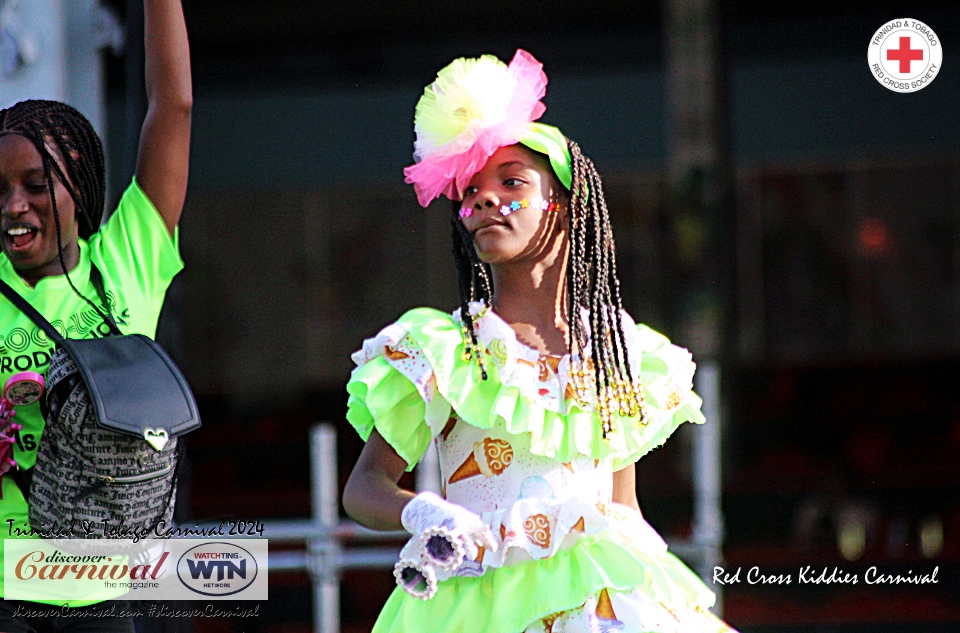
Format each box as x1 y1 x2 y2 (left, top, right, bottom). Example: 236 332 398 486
473 189 499 211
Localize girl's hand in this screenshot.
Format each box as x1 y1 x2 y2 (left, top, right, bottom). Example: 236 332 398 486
136 0 192 235
401 490 497 570
394 536 439 600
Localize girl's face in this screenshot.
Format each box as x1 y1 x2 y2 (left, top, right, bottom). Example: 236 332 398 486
0 133 80 282
459 144 568 266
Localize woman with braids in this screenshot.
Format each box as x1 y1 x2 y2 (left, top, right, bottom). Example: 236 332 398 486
0 0 190 628
343 50 737 633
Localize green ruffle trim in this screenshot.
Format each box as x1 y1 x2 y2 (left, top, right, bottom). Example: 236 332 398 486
371 535 715 633
347 358 435 470
346 308 705 471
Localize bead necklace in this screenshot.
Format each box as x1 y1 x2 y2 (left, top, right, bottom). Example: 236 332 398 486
568 360 648 438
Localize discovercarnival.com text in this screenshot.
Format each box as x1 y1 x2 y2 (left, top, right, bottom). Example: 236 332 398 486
11 604 261 618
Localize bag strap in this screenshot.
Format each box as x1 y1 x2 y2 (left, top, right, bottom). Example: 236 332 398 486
89 265 122 335
0 279 67 346
8 466 33 500
0 265 121 340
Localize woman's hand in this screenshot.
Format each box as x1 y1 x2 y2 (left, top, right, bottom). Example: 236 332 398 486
136 0 192 236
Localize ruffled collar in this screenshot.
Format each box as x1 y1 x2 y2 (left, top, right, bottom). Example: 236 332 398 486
347 304 704 467
452 302 644 415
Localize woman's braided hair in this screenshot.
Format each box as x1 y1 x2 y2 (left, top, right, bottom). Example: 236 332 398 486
451 139 644 435
0 99 113 320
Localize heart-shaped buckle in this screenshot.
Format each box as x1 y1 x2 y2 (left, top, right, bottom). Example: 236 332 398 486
143 428 169 451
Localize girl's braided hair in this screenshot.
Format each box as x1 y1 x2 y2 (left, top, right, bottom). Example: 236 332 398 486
451 139 643 433
0 99 113 320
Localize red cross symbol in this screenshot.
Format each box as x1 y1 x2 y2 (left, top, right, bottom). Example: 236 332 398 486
887 36 923 73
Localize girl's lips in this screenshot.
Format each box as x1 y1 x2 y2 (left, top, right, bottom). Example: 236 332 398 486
473 221 508 235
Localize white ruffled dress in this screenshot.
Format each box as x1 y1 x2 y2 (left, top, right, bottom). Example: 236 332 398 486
347 305 738 633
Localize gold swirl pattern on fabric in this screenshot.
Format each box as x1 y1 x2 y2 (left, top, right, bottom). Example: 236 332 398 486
523 513 552 548
483 438 513 474
449 438 513 483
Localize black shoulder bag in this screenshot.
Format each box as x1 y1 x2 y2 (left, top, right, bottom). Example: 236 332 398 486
0 268 200 538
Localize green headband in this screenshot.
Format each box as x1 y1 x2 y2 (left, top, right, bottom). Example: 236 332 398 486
519 123 572 192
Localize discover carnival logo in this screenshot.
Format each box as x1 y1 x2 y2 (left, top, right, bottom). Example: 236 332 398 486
177 542 259 597
868 19 942 93
4 538 267 600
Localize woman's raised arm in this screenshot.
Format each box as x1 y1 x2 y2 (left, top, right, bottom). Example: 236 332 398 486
135 0 192 236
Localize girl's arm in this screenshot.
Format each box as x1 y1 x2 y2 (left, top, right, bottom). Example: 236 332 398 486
612 462 642 515
343 429 415 530
135 0 192 236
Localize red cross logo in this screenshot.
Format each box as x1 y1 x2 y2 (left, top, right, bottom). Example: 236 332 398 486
887 36 924 73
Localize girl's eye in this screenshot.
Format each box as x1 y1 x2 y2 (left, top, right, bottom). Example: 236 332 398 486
463 186 478 197
26 183 48 193
504 178 523 187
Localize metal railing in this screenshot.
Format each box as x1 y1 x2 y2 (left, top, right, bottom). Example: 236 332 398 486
208 364 725 632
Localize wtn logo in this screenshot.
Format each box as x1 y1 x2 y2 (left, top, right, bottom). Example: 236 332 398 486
185 558 247 581
177 542 259 597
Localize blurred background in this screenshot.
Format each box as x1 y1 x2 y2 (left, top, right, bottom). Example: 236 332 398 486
2 0 959 631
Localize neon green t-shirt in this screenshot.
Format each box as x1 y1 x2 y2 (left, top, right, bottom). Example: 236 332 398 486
0 178 183 603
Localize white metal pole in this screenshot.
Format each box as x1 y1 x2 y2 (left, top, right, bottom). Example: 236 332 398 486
693 361 725 614
311 424 340 633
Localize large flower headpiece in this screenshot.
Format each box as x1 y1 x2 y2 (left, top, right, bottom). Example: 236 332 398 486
403 49 573 207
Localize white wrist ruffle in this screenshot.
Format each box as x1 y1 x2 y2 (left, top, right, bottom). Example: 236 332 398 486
417 525 467 572
393 537 438 600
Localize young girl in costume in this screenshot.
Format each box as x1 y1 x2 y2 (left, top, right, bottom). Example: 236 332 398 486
343 50 737 633
0 0 191 629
